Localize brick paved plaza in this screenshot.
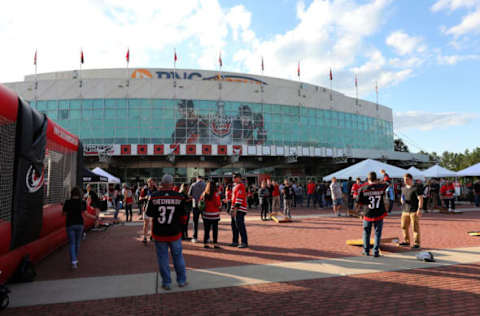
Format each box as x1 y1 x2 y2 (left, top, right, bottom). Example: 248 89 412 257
4 206 480 315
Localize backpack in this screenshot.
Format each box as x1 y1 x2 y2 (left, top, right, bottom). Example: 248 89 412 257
10 255 36 283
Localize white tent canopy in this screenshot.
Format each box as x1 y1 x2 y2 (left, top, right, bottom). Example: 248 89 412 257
92 167 121 183
407 166 425 179
422 164 457 178
323 159 407 181
457 162 480 177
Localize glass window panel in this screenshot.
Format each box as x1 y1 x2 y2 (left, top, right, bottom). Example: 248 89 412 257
48 100 57 110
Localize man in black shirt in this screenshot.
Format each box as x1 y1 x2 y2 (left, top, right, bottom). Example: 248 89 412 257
400 173 424 249
474 180 480 207
429 179 440 210
356 172 388 257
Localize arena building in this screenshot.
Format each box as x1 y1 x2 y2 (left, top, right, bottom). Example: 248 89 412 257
4 68 427 184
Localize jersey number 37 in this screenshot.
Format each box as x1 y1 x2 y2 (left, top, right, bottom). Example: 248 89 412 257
157 206 175 224
368 196 381 209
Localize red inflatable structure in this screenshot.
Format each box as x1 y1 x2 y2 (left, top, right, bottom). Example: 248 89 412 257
0 84 90 283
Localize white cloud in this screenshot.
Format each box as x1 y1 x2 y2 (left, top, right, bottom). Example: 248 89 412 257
233 0 400 96
394 111 478 131
0 0 252 82
432 0 480 37
386 31 426 55
431 0 479 12
446 9 480 36
437 54 480 64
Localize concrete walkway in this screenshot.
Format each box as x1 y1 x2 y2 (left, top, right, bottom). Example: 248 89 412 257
9 246 480 308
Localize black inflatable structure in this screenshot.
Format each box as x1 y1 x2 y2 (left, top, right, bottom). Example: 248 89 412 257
0 84 91 283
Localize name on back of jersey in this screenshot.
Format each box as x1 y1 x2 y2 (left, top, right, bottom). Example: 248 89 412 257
362 190 385 196
151 198 182 205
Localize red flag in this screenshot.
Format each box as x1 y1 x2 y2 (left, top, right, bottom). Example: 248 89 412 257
174 49 177 63
261 57 264 72
34 50 37 66
80 50 84 64
297 61 300 78
375 81 378 93
219 52 223 68
126 49 130 63
329 68 333 81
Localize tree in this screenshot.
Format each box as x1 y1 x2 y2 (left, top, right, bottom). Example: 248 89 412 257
394 138 409 152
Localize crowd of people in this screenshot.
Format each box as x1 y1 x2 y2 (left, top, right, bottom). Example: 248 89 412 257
61 171 480 291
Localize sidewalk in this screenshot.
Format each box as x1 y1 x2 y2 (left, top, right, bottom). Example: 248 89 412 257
8 246 480 307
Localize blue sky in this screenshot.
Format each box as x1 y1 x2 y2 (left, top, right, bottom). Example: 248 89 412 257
0 0 479 154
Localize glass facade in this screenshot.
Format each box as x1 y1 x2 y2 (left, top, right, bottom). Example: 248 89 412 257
30 98 393 150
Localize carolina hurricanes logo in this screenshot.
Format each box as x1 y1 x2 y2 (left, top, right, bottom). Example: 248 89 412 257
211 120 232 137
26 165 45 193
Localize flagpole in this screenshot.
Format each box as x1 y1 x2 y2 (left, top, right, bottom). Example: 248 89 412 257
376 81 379 105
79 49 83 93
34 49 38 92
329 68 333 108
355 73 358 106
174 48 177 99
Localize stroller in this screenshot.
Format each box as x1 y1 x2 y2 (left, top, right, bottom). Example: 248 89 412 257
0 271 10 310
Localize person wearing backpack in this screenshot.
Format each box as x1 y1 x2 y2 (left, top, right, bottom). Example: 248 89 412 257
63 187 95 269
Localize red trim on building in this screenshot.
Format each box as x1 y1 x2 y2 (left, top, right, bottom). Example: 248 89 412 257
154 144 164 155
170 144 180 155
218 145 227 155
121 144 131 155
202 144 212 155
186 144 196 155
233 145 242 155
137 144 147 155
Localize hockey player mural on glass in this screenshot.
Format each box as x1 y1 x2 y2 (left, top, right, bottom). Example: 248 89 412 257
172 99 266 145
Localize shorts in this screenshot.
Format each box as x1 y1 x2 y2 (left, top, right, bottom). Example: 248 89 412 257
333 198 343 206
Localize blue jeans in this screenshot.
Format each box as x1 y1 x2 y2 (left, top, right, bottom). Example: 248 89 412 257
307 194 314 207
67 225 83 263
475 194 480 207
362 219 383 254
113 199 121 219
154 239 187 286
231 211 248 245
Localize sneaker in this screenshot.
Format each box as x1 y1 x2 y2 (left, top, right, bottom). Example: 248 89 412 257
191 238 198 243
398 242 410 247
204 245 211 249
229 243 239 247
178 282 189 288
411 244 420 249
162 284 171 291
374 252 380 258
362 251 370 256
238 244 248 248
72 262 78 269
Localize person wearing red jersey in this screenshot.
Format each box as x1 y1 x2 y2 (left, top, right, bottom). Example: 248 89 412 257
271 181 281 212
201 181 222 249
145 174 188 290
230 173 248 248
440 180 456 212
307 179 316 208
356 172 389 257
350 178 362 216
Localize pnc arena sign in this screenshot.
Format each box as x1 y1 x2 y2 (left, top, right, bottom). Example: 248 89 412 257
131 69 267 85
